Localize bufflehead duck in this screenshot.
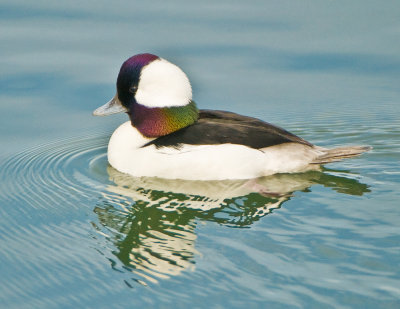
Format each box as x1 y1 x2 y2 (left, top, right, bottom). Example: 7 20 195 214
93 53 371 180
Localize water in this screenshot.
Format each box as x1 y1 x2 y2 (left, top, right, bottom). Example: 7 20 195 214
1 1 400 308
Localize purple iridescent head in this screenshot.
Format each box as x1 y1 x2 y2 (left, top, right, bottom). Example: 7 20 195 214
93 53 198 137
117 53 159 108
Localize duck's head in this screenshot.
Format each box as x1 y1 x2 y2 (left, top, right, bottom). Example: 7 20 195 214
93 53 198 137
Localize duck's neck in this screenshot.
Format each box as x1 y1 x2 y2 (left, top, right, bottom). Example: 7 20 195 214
129 101 198 138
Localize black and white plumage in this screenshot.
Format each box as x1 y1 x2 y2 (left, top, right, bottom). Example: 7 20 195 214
145 110 313 150
93 53 371 180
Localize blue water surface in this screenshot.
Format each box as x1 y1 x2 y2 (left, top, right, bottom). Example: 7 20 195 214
1 1 400 308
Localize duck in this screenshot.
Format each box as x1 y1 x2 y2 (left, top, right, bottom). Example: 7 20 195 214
93 53 371 181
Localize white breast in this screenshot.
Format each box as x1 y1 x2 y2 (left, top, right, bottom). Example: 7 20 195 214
107 121 323 180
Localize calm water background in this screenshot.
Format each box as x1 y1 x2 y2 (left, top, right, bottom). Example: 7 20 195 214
1 1 400 308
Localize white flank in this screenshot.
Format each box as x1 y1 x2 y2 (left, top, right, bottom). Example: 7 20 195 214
260 143 325 174
108 122 324 181
135 58 192 108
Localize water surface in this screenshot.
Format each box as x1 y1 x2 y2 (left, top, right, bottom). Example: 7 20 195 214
1 1 400 308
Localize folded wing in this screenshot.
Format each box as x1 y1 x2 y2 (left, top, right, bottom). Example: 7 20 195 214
144 109 313 149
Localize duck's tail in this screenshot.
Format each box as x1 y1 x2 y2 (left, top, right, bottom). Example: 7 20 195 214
311 146 372 164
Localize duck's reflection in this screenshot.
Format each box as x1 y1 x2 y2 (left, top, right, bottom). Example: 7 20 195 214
93 166 369 283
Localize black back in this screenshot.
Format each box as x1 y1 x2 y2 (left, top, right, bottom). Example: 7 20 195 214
144 110 313 149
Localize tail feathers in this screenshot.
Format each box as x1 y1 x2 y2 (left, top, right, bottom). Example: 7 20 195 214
311 146 372 164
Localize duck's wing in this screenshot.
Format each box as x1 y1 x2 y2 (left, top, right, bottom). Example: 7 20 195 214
144 109 313 149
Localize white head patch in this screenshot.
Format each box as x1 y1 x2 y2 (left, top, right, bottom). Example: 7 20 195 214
135 58 192 108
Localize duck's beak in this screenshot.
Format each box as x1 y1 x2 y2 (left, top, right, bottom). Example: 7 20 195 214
92 95 128 116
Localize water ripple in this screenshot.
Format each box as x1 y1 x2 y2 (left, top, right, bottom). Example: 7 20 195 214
0 133 109 212
0 125 387 305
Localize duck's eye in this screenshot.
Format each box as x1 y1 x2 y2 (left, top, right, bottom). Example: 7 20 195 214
129 85 137 94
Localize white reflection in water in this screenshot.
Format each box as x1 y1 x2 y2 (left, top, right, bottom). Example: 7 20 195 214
93 165 370 284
